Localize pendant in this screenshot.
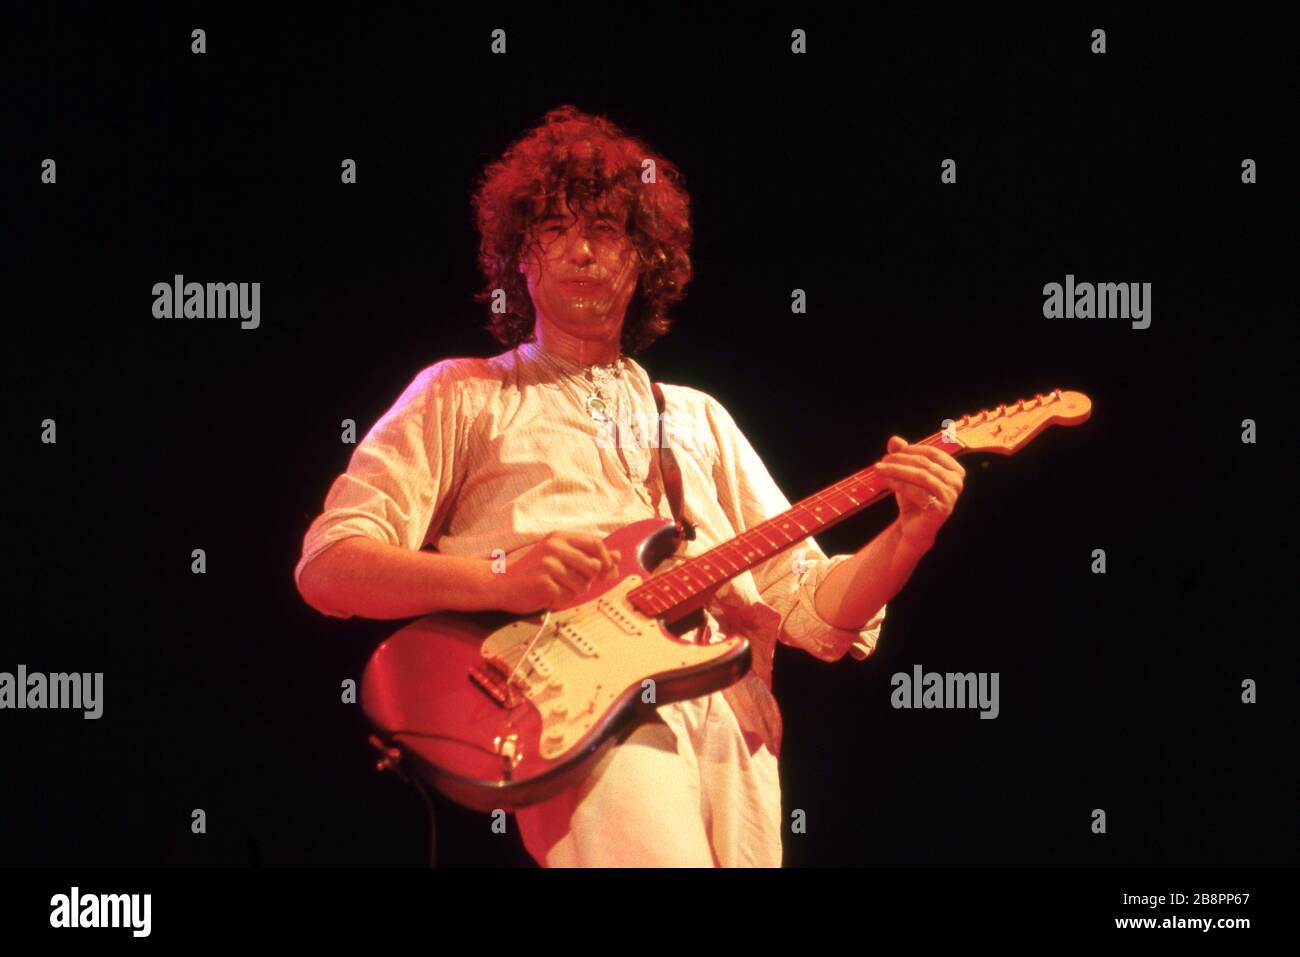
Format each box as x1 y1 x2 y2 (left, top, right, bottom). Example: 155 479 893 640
585 393 609 421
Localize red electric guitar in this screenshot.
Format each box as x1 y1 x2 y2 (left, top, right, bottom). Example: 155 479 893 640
360 389 1092 812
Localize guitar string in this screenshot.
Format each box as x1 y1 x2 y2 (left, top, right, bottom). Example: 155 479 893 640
525 431 957 651
623 432 954 611
496 403 1045 717
513 396 1049 670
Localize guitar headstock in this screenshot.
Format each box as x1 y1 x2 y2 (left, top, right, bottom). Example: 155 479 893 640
947 389 1092 455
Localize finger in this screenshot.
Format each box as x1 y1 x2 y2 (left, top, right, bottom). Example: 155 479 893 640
562 533 618 573
875 461 954 505
882 476 931 513
879 452 963 494
546 578 573 603
560 532 609 557
558 536 620 580
886 435 908 453
895 442 966 479
539 579 563 611
588 544 620 577
547 565 591 599
548 541 605 582
541 554 586 588
899 484 935 512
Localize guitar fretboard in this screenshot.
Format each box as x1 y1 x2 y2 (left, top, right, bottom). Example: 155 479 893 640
627 431 960 619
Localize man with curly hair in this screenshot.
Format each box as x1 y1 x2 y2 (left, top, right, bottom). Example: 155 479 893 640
295 106 966 867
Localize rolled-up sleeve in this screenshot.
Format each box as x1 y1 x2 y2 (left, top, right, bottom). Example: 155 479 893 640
293 361 467 611
773 550 886 661
704 395 886 663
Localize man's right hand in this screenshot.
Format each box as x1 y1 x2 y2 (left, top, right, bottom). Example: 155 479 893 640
491 530 622 614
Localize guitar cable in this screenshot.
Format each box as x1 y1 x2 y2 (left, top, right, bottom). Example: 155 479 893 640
387 728 502 757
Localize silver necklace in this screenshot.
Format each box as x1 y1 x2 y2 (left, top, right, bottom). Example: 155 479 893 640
534 346 627 423
584 358 625 422
529 344 654 489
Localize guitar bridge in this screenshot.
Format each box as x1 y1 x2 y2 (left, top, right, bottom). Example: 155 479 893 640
468 663 511 708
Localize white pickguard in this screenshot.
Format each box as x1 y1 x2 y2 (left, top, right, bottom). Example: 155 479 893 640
479 575 743 759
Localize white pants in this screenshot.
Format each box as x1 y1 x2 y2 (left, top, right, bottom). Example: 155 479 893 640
514 690 784 867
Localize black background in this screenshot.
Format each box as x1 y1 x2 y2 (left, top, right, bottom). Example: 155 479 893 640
4 6 1295 868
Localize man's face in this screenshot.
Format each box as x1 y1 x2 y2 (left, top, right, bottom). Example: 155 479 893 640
518 197 641 343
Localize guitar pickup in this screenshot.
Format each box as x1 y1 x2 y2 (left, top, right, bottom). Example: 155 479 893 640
555 619 598 656
595 597 642 635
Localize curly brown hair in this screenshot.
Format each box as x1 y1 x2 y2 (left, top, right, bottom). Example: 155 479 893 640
470 105 693 355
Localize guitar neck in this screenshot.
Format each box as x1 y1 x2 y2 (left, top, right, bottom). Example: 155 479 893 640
627 429 963 620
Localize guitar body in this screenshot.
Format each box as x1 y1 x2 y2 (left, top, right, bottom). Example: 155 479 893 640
360 517 752 812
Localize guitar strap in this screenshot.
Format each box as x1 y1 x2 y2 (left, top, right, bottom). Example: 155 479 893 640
652 384 778 753
650 381 696 543
649 382 782 754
